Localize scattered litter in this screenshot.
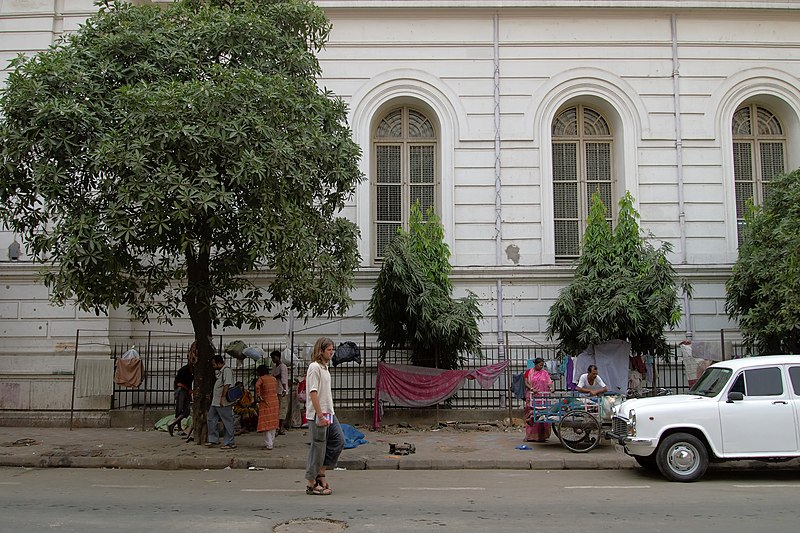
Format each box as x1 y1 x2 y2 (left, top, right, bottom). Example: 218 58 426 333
10 438 40 447
515 444 531 451
224 466 232 470
248 466 265 471
388 442 416 455
126 427 136 431
334 467 346 471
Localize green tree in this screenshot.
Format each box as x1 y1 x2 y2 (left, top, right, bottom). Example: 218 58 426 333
0 0 362 439
367 204 483 369
546 191 685 358
726 169 800 354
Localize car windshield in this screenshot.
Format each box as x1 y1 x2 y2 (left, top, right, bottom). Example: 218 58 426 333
689 367 732 397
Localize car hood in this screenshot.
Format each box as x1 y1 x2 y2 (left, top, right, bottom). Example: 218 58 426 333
616 394 710 415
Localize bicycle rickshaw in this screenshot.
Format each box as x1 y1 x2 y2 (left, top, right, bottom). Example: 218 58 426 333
528 392 623 453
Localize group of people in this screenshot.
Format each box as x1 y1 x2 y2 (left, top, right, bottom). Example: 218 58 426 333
523 359 608 443
170 337 344 496
205 349 290 450
168 346 290 450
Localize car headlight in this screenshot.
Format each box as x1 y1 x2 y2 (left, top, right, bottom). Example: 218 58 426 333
627 409 636 437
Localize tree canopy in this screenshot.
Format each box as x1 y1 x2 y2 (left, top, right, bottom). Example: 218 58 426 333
367 205 483 369
726 169 800 355
546 191 685 358
0 0 363 437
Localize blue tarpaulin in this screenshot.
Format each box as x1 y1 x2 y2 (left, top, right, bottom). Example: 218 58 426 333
341 423 368 449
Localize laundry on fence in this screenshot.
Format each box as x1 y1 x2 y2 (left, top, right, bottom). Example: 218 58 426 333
372 360 509 428
74 358 114 397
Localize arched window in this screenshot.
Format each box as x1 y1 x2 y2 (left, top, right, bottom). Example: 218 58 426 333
552 105 614 259
732 104 786 244
373 106 438 259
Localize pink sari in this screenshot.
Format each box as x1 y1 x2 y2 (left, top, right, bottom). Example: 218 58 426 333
524 368 553 442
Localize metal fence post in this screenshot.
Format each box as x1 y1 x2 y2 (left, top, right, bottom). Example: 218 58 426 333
69 329 80 430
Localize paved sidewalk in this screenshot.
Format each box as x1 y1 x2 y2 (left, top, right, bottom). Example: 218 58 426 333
0 422 637 471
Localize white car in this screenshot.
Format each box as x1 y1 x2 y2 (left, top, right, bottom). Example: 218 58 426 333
608 354 800 482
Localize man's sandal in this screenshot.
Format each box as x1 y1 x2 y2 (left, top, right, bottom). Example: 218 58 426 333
315 475 332 494
306 484 332 496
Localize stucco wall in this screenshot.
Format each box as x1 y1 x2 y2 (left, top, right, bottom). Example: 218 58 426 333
1 1 797 415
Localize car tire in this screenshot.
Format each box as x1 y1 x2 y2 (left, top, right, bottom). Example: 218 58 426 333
655 432 708 482
634 454 658 472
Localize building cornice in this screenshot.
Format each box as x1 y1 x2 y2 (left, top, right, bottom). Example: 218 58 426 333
314 0 800 10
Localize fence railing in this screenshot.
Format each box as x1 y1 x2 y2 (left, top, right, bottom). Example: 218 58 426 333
111 342 708 413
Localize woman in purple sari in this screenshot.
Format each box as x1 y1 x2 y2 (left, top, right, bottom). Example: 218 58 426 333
524 357 554 442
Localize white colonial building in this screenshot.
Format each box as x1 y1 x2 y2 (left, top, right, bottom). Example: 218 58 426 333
1 0 799 418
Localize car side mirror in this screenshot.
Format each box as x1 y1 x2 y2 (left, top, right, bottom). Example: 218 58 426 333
726 391 744 403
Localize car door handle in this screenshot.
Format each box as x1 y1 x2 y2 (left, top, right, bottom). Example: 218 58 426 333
772 400 788 405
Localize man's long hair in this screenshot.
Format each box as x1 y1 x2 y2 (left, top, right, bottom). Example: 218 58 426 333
311 337 334 365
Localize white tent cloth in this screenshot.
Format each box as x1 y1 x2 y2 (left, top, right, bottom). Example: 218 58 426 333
571 340 631 394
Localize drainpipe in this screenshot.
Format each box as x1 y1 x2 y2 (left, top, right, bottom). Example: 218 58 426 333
493 12 505 353
671 14 692 338
52 0 64 42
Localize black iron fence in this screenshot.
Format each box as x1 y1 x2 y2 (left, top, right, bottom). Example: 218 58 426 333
111 341 707 413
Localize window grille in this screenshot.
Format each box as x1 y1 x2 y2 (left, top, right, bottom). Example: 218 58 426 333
373 107 438 259
552 105 614 260
732 104 786 245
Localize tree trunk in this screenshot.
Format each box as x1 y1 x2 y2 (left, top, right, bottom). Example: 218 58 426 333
185 246 214 445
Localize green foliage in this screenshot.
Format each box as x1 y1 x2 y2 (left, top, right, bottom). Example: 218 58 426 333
367 204 482 369
546 191 685 358
0 0 362 327
726 169 800 354
0 0 363 439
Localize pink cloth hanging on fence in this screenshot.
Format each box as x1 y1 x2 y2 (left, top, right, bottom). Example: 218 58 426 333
372 361 509 429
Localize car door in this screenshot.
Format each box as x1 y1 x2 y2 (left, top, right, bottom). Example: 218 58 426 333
718 365 798 456
788 365 800 449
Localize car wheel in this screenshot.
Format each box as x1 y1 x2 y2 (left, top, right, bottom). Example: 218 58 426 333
655 432 708 482
634 454 658 472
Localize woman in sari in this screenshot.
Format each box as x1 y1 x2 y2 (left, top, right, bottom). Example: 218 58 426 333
524 357 554 442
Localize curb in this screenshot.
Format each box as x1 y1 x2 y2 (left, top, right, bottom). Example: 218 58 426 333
0 455 637 471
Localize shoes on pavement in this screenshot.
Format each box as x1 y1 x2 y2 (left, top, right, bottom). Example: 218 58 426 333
204 442 217 447
220 444 237 450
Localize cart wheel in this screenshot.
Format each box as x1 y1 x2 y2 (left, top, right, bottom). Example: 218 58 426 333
557 411 600 453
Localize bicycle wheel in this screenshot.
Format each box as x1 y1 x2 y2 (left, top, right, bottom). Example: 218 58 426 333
557 411 600 453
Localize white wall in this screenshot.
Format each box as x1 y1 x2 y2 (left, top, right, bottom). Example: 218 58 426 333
1 1 798 413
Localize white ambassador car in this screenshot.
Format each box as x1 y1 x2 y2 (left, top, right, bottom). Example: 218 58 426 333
607 355 800 482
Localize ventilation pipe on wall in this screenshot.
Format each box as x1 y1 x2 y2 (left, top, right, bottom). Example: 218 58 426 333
493 12 506 354
671 13 693 338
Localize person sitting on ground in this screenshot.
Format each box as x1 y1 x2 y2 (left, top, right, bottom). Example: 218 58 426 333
576 364 608 397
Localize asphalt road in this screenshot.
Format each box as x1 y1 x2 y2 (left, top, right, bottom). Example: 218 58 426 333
2 467 799 532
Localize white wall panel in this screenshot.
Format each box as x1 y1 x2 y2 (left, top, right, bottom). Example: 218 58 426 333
4 3 800 413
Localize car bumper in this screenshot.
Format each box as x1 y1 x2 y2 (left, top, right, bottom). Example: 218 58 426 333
605 431 658 454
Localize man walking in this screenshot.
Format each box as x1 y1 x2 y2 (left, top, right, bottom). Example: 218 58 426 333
206 354 236 450
304 337 344 495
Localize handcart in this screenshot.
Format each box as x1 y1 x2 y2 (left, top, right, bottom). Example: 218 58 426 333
528 392 623 453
